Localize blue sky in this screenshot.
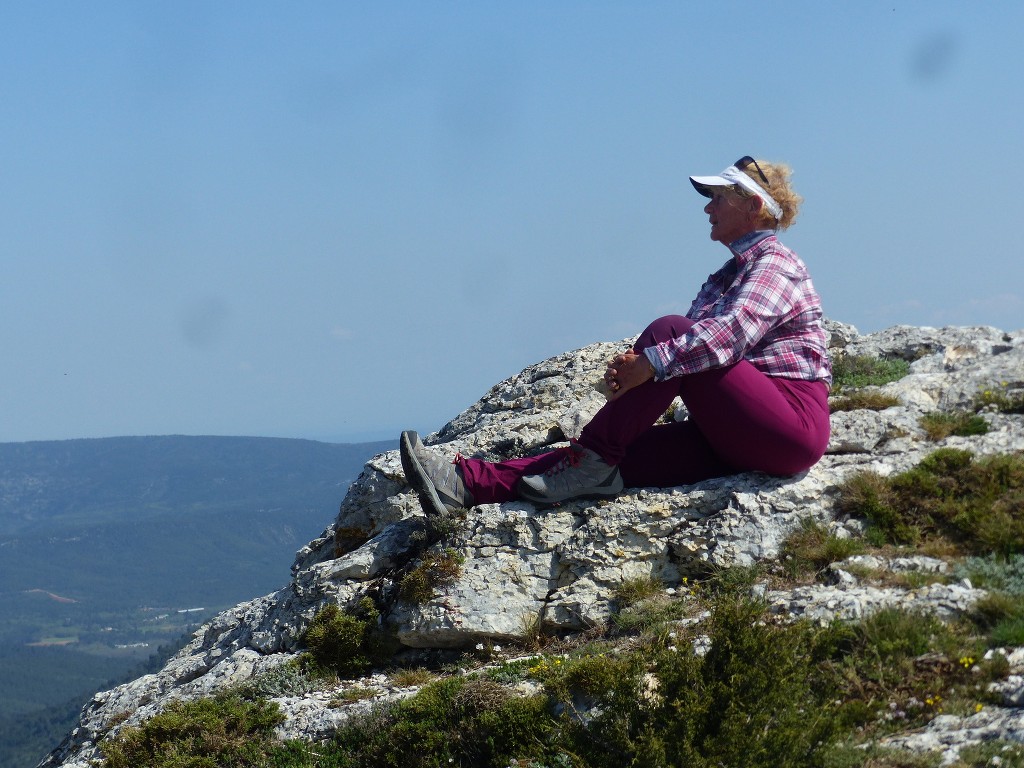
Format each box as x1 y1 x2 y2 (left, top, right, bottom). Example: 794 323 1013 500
2 2 1022 444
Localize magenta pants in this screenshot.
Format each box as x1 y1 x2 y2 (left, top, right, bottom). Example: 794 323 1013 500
459 315 831 504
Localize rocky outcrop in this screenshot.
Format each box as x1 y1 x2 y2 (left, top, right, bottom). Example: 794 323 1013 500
40 321 1024 767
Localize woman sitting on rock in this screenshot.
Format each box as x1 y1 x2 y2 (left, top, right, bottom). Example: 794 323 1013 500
402 155 832 512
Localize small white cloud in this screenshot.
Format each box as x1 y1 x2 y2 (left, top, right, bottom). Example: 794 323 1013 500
331 326 355 341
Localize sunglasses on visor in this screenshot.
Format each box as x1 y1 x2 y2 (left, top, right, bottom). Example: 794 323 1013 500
734 156 770 187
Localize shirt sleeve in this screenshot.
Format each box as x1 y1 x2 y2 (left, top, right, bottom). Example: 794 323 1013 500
644 251 805 380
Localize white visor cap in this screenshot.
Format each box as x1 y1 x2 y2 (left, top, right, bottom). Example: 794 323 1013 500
690 164 783 222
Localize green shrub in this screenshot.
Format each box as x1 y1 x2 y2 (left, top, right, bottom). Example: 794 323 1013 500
266 589 855 768
399 548 465 604
954 554 1024 593
525 589 844 768
234 657 330 699
836 449 1024 555
99 692 283 768
831 355 910 392
303 598 393 678
329 676 563 768
919 410 989 441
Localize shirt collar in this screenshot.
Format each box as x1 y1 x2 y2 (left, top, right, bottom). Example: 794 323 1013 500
728 229 775 256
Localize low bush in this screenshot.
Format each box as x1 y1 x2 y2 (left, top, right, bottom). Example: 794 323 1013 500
836 448 1024 555
954 554 1024 594
303 598 394 678
330 676 561 768
99 692 283 768
234 657 329 699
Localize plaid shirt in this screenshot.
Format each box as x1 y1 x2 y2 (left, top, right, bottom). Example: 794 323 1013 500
644 232 832 386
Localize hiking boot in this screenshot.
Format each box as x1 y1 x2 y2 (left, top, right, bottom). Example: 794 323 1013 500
400 431 474 516
516 442 623 505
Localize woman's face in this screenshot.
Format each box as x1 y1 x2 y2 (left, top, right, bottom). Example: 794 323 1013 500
704 190 756 245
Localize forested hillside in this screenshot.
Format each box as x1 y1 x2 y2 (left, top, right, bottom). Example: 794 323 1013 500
0 435 391 768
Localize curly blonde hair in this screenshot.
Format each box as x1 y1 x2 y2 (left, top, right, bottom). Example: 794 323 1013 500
734 159 802 230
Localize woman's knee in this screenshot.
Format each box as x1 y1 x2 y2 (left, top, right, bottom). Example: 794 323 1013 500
635 315 694 351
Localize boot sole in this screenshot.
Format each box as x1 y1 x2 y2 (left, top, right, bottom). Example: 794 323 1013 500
400 431 453 519
516 475 624 507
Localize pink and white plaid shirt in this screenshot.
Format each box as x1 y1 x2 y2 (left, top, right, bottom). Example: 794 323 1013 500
644 232 832 386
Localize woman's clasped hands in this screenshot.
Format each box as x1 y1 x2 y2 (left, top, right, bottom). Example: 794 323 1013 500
604 350 655 401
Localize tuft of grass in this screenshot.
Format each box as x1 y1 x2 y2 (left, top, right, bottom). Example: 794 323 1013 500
822 742 944 767
836 448 1024 555
303 598 395 678
969 591 1024 647
399 548 465 604
836 471 918 547
612 575 665 608
974 383 1024 414
611 592 690 635
518 610 559 651
826 605 1000 739
780 519 866 580
99 692 284 768
918 410 989 441
329 685 378 706
831 355 911 392
989 614 1024 649
830 391 902 412
389 668 436 688
958 740 1024 766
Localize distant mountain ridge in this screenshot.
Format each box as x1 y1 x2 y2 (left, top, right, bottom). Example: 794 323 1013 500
0 434 393 768
0 435 393 536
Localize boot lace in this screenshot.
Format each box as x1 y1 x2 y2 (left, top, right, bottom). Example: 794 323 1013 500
545 443 582 477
